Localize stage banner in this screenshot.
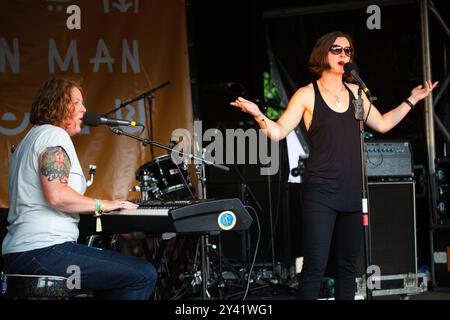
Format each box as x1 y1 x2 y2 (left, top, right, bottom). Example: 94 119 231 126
0 0 193 207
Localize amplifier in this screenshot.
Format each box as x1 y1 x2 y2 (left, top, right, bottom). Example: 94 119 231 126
365 141 413 178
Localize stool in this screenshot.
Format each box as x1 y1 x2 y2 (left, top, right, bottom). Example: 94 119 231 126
1 272 93 300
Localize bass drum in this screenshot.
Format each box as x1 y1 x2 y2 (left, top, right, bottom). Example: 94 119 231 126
136 154 195 201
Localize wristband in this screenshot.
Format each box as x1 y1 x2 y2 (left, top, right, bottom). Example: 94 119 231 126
94 199 103 232
404 98 415 109
95 199 102 212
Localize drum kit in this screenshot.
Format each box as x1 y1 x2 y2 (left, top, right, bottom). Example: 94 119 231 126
134 154 195 202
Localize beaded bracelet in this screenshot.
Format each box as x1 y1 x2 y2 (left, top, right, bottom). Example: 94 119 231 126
256 115 267 129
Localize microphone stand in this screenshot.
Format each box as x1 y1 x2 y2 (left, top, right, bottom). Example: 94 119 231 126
104 82 171 159
108 126 229 300
353 88 373 300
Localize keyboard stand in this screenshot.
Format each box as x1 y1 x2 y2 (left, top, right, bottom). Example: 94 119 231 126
200 235 209 299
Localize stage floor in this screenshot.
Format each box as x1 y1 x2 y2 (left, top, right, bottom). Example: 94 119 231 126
241 285 450 300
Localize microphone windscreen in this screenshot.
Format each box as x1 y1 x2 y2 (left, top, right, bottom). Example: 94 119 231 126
343 62 356 74
82 112 101 126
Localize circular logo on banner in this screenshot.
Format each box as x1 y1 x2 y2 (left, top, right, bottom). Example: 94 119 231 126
217 210 237 231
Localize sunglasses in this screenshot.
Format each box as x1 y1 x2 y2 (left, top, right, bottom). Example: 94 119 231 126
329 45 353 57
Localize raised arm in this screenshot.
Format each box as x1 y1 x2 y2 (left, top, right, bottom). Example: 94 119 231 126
356 80 438 133
39 146 137 214
230 85 311 141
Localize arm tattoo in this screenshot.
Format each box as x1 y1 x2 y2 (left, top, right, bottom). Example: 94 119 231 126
40 146 71 183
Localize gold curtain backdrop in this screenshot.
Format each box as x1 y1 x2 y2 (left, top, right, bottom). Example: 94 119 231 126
0 0 194 207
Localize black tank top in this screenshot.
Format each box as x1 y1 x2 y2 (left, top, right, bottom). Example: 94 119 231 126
303 81 362 212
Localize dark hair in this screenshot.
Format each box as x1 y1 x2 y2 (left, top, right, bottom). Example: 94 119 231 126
30 78 82 127
308 31 355 82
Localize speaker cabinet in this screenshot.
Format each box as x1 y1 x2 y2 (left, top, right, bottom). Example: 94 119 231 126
357 181 417 277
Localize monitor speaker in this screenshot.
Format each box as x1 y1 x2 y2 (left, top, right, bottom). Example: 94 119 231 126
357 181 417 277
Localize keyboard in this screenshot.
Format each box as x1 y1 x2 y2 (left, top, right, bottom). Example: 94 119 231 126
78 198 253 235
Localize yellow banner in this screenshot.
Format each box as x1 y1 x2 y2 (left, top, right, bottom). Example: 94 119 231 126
0 0 193 207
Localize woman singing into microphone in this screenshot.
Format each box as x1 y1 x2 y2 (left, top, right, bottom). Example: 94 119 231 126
231 31 437 300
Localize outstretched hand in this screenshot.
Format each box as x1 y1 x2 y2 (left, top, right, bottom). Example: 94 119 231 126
230 97 262 118
410 80 438 104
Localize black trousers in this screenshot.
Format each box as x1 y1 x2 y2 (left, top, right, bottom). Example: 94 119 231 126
297 199 363 300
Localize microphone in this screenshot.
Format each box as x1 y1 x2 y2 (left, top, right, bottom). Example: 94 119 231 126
82 112 143 127
344 63 372 98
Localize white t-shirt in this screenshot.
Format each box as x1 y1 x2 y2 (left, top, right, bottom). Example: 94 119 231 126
2 125 86 254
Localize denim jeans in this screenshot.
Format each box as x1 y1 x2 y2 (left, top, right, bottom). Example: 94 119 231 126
2 242 157 300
